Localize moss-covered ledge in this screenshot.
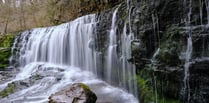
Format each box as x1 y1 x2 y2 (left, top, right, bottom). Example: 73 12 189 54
0 33 15 70
0 82 15 97
137 68 182 103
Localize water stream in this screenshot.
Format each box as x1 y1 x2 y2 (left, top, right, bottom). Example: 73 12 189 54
106 8 119 83
0 12 138 103
205 0 209 25
183 0 193 102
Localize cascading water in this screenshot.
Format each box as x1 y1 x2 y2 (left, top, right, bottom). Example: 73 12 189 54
105 6 138 98
183 37 192 103
152 13 160 48
120 24 138 97
106 8 119 83
199 0 203 25
183 0 193 102
123 0 138 97
0 12 138 103
9 36 18 66
127 0 132 35
205 0 209 25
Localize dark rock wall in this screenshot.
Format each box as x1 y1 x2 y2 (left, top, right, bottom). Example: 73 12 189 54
95 0 209 103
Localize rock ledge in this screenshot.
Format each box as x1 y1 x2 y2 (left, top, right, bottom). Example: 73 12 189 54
49 83 97 103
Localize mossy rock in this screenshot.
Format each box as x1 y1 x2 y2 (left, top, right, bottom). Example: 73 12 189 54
137 76 154 103
0 34 15 48
0 48 11 69
137 69 181 103
79 83 90 91
156 40 181 66
49 83 97 103
0 83 15 97
155 26 182 66
0 34 15 70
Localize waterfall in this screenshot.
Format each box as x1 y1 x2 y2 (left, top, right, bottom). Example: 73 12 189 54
199 0 203 25
10 15 97 69
121 0 138 97
1 13 138 102
9 36 18 66
152 13 160 48
105 6 138 97
120 24 138 97
183 0 193 102
205 0 209 25
106 8 119 83
183 37 192 103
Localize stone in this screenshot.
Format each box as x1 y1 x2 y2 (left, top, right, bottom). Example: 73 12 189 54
188 59 209 103
49 83 97 103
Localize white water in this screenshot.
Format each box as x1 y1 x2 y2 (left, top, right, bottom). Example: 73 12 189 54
120 24 138 97
205 0 209 25
9 35 18 66
199 0 203 25
152 13 160 47
0 14 138 103
183 37 192 103
105 7 138 97
128 0 133 35
183 0 193 102
123 0 138 97
0 63 138 103
106 8 119 83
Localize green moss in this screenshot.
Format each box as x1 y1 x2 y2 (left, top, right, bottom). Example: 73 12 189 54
0 64 8 69
154 26 182 66
156 40 181 66
0 83 15 97
0 34 15 70
137 70 180 103
163 26 182 41
0 48 11 69
158 98 180 103
34 74 42 80
137 76 155 103
79 83 90 90
0 34 15 48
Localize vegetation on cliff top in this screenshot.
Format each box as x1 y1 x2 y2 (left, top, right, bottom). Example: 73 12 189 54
0 0 122 33
0 33 14 70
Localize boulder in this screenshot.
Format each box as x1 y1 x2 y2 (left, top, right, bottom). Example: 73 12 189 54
49 83 97 103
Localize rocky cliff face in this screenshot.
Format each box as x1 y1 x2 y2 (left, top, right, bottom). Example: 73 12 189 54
95 0 209 103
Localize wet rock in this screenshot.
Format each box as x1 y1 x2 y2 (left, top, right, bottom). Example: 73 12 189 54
155 40 181 66
0 70 16 84
49 83 97 103
0 83 15 98
188 59 209 103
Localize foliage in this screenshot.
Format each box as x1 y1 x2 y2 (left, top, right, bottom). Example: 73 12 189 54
0 0 122 33
137 76 155 103
0 33 14 70
0 34 14 47
155 26 182 66
0 49 10 69
156 40 181 66
137 69 180 103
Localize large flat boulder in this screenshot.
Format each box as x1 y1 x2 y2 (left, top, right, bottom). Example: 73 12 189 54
49 83 97 103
